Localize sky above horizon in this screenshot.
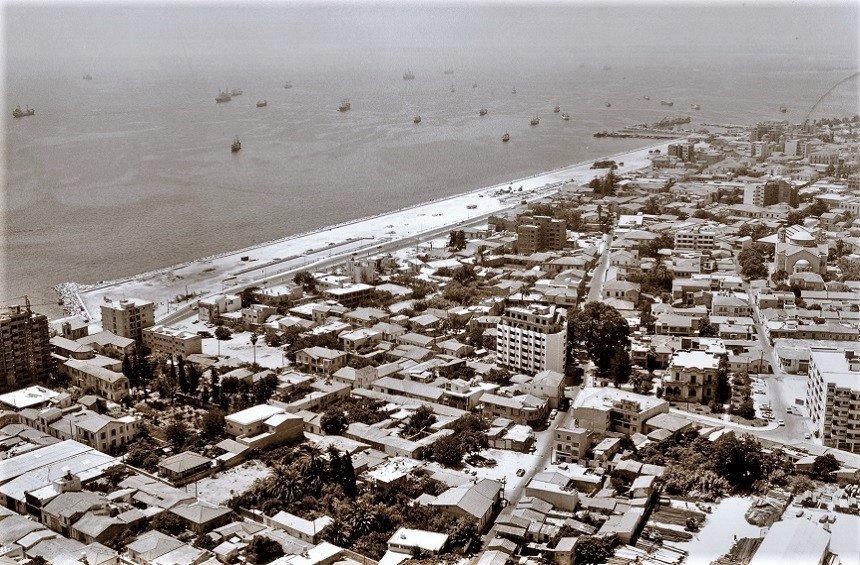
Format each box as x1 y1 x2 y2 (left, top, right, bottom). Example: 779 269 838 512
3 1 858 75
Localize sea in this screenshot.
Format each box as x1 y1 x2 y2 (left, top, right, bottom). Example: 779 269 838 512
2 3 858 317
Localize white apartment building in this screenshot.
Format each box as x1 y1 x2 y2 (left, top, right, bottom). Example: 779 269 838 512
142 325 203 358
674 227 715 251
100 298 155 342
807 347 860 454
495 304 566 374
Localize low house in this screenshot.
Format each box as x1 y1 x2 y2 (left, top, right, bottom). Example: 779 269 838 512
269 510 333 544
169 501 232 534
427 479 503 533
157 451 212 484
295 347 347 375
480 393 549 426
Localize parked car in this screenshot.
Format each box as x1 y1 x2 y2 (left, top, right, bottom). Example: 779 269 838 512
778 419 785 426
516 468 526 477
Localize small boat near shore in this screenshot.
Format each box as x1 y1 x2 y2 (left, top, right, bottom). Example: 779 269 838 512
284 81 293 89
413 115 421 124
230 88 243 97
479 108 488 116
554 105 560 113
660 100 674 106
215 90 232 103
643 95 650 100
403 70 415 80
691 103 700 110
231 137 241 152
530 117 540 126
12 106 35 118
339 99 351 112
256 100 267 108
511 88 517 94
501 132 510 142
605 102 612 107
562 113 570 121
780 105 788 113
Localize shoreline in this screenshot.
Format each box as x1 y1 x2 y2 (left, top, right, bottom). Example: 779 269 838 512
64 137 681 324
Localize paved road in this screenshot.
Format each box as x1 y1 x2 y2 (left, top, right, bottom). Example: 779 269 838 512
587 231 614 302
745 283 812 444
481 409 572 547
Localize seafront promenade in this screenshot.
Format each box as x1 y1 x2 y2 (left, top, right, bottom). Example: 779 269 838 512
65 139 679 326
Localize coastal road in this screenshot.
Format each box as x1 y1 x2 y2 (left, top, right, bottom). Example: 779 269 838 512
71 140 681 326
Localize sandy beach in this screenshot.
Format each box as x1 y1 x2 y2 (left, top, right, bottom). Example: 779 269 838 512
67 139 678 325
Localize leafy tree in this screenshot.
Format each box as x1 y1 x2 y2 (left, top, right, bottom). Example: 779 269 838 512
568 302 630 378
715 354 732 406
186 363 200 395
150 512 186 536
163 419 188 451
732 398 755 420
246 535 285 564
328 446 357 497
201 408 226 439
402 406 436 436
293 270 317 293
645 349 658 374
609 348 632 386
711 433 766 491
575 535 619 564
431 434 466 467
214 325 232 356
810 454 840 482
122 354 134 381
698 317 717 338
320 410 348 435
252 374 279 404
177 356 188 394
448 230 467 250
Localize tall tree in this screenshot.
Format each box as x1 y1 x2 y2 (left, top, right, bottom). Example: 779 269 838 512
715 353 732 406
568 302 631 378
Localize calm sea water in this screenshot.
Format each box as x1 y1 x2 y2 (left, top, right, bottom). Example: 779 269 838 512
2 5 858 316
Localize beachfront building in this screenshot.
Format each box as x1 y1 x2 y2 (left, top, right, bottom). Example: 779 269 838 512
516 213 566 255
100 298 155 342
142 325 203 358
63 359 130 401
1 303 52 394
495 304 566 374
807 347 860 453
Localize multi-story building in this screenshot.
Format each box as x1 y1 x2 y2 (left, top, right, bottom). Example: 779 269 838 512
554 426 593 463
674 226 715 251
100 298 155 342
495 304 566 374
516 214 566 255
662 350 721 405
571 387 669 436
142 325 203 358
63 359 130 401
0 303 52 393
668 142 696 162
743 179 799 208
807 347 860 453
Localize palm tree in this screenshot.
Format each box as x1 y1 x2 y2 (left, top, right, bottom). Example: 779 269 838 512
250 332 259 365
